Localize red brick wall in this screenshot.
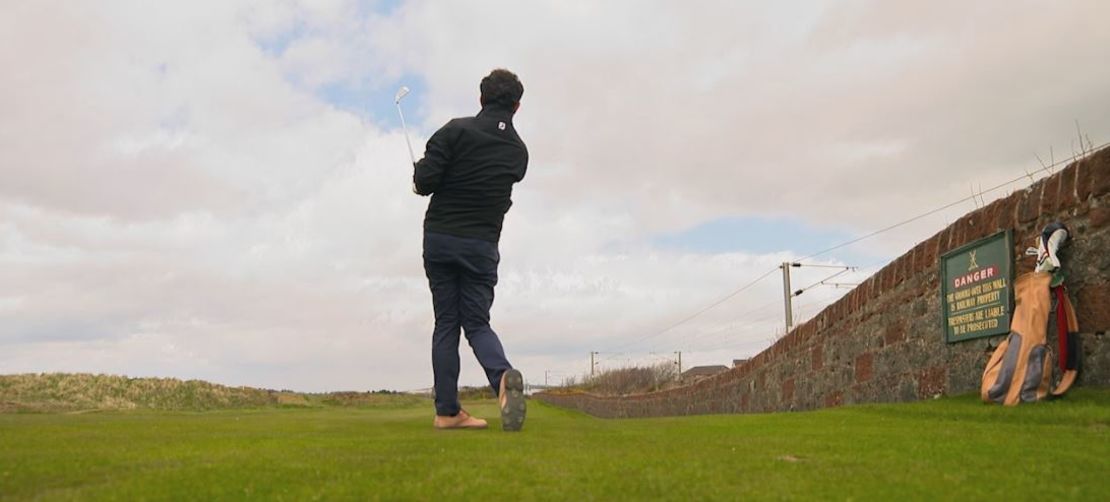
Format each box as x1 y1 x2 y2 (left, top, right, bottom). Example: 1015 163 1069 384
538 148 1110 418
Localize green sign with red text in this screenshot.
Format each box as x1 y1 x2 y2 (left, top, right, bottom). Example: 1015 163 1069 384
940 230 1014 343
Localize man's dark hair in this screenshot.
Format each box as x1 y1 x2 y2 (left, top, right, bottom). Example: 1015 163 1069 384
480 68 523 109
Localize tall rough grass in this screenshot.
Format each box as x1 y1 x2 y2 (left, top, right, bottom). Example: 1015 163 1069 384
562 362 678 396
0 373 280 412
0 373 429 412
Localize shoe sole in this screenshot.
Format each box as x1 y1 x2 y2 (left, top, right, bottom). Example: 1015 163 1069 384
434 423 488 430
501 369 526 432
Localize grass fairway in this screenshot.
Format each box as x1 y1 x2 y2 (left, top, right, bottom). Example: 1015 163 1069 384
2 390 1108 500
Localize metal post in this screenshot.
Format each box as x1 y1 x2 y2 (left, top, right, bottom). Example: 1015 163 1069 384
590 351 598 376
782 262 794 332
675 351 682 380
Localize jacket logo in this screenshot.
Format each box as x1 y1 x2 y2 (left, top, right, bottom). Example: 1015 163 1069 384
498 121 506 130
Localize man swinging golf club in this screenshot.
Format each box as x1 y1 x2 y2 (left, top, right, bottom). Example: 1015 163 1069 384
408 69 527 431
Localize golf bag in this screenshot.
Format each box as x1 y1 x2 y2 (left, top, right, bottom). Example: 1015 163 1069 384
981 223 1079 405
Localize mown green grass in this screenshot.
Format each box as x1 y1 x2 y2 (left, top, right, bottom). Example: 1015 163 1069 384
2 390 1108 500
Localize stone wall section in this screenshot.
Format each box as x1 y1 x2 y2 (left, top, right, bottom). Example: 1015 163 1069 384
537 148 1110 418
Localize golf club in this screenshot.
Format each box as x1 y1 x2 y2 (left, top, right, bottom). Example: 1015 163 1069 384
394 86 416 165
394 86 418 194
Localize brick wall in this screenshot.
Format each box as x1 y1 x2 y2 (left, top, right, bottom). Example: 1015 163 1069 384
537 148 1110 418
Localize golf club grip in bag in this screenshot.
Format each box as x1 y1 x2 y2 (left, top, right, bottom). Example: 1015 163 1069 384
981 272 1079 405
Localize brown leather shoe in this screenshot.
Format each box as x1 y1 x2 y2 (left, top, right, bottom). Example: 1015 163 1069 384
433 409 488 430
499 369 526 432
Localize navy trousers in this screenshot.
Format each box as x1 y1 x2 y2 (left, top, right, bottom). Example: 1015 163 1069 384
423 231 512 416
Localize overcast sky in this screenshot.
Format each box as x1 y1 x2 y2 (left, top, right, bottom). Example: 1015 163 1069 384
2 0 1108 392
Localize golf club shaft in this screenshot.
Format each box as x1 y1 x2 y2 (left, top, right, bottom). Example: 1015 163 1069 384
396 103 417 165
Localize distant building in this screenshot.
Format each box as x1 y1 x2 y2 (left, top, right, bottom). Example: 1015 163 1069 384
732 359 749 368
681 365 729 382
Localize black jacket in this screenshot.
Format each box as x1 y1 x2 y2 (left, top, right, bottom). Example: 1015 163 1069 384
413 104 528 243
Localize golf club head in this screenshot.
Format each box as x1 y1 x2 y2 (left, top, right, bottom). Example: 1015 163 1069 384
394 86 410 104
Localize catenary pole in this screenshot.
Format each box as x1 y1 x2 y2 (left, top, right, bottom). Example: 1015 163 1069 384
782 262 795 332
